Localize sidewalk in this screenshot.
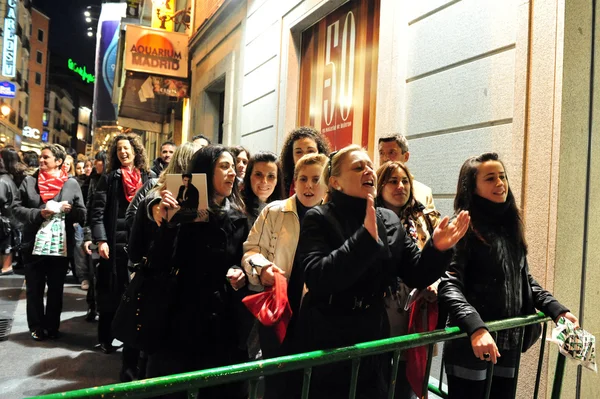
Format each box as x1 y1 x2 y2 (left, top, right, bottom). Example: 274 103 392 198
0 273 121 399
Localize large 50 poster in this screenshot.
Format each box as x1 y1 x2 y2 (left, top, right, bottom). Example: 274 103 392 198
298 0 380 151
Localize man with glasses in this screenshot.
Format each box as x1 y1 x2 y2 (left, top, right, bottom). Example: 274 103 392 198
378 133 435 210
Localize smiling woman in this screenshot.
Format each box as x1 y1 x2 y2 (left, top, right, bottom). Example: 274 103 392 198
90 134 151 379
242 151 285 230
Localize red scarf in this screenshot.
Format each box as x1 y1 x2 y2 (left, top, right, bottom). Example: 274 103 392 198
38 170 69 203
121 168 142 203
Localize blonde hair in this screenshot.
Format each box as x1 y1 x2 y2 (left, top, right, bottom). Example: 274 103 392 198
64 155 75 175
150 142 201 194
321 144 366 202
294 153 328 181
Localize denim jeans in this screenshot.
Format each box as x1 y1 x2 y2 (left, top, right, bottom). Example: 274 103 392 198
73 224 89 282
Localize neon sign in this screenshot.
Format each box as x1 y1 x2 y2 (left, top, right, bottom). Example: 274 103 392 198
68 59 95 84
2 0 18 77
23 126 41 139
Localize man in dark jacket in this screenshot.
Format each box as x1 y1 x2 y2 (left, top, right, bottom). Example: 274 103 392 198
151 141 175 176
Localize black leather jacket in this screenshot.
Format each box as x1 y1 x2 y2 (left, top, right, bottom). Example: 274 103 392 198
439 230 568 347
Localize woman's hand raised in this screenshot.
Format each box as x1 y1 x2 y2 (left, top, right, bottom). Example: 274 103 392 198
431 210 470 251
364 194 378 242
153 189 179 226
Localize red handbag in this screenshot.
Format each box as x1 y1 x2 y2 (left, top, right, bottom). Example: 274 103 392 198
406 297 439 399
242 273 292 343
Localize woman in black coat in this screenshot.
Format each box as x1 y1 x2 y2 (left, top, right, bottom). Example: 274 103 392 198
12 144 86 340
0 156 20 276
291 145 469 399
438 153 577 399
90 134 151 378
146 145 249 399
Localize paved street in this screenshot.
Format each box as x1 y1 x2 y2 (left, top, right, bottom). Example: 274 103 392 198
0 271 447 399
0 272 121 399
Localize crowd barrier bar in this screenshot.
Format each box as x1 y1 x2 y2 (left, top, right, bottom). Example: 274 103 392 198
30 312 566 399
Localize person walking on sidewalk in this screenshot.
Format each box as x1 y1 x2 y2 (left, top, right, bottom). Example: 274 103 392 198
12 144 86 340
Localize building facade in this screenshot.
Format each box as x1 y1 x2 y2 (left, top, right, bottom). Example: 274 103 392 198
187 0 600 397
44 86 74 148
21 6 49 152
0 0 31 148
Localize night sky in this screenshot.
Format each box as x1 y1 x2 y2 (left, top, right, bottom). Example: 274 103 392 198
32 0 105 70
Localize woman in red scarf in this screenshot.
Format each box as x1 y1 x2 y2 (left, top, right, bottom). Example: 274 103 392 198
90 133 151 381
12 144 86 341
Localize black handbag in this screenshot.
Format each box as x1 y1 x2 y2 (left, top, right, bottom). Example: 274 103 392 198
111 227 179 352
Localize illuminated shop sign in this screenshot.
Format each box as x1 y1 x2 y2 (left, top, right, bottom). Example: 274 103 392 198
23 126 41 139
0 81 16 98
124 25 188 78
2 0 18 77
68 59 96 84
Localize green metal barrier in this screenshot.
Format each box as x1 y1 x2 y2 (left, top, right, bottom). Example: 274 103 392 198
30 312 564 399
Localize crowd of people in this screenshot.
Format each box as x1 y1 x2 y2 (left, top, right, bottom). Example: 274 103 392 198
0 129 579 399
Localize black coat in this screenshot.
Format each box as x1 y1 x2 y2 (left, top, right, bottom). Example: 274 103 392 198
438 230 568 351
0 174 19 222
0 174 20 251
125 178 158 230
12 171 86 264
90 168 150 312
127 193 159 265
291 190 450 398
153 200 249 363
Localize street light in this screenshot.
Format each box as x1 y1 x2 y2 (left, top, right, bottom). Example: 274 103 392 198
0 104 11 118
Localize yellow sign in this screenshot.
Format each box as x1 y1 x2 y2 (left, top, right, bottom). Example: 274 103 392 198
151 0 174 32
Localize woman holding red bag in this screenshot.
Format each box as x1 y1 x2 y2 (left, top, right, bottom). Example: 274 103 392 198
242 153 328 398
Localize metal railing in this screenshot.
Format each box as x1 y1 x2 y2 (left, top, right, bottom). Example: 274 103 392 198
29 312 565 399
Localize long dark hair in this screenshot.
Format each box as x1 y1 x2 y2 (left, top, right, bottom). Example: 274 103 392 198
455 152 526 248
107 133 149 173
186 145 244 211
279 127 331 194
0 147 27 184
242 151 285 217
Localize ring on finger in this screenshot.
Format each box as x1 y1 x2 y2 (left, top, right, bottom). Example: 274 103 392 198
483 353 491 360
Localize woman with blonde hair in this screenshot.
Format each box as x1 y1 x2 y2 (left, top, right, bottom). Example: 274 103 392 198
127 142 200 265
291 144 470 398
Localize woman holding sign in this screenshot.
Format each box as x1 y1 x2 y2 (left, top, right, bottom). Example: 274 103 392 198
147 145 249 399
12 144 86 341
